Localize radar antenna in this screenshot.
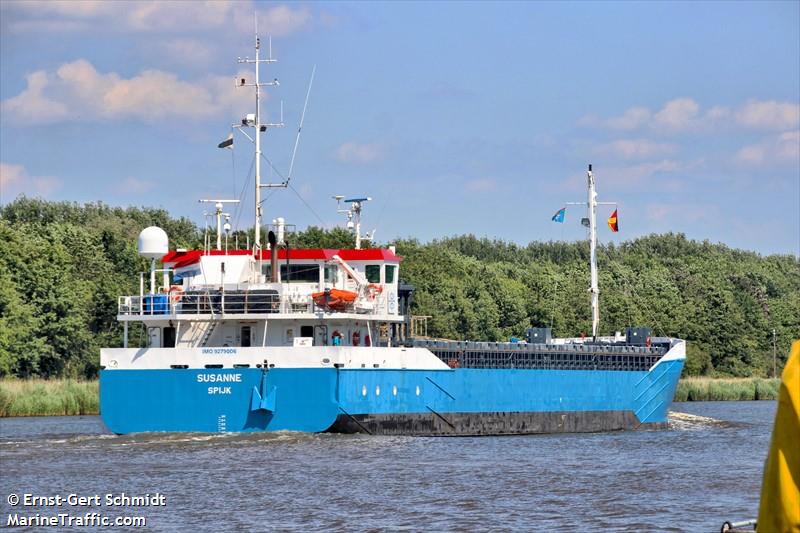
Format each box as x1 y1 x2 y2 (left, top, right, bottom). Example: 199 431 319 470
333 196 374 249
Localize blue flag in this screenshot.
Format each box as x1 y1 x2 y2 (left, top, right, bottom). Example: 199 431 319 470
551 207 566 223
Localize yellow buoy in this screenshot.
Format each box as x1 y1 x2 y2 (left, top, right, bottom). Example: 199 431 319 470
757 340 800 532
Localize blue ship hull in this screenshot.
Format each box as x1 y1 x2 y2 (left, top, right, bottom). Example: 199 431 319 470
99 358 683 435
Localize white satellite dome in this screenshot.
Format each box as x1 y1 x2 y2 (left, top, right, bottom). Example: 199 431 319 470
137 226 169 259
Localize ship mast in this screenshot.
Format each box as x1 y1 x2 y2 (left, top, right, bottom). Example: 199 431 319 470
237 18 284 252
587 165 600 339
567 164 616 339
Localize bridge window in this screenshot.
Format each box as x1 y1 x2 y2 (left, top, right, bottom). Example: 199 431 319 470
280 264 320 283
324 264 339 283
365 264 381 283
385 265 396 283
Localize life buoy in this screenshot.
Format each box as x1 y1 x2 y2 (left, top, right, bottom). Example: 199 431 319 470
168 285 184 304
367 284 383 301
352 331 361 346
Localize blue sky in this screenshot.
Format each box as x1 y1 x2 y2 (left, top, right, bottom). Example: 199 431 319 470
1 1 798 255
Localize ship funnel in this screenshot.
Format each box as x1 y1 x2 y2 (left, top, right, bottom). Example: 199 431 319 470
137 226 168 259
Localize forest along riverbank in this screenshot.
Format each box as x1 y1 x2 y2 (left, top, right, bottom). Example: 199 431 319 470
0 377 779 417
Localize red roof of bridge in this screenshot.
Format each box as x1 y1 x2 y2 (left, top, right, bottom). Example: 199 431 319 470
161 248 401 267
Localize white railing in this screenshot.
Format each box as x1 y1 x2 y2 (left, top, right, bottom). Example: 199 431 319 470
117 289 393 317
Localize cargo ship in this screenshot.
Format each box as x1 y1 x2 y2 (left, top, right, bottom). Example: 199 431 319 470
99 31 685 435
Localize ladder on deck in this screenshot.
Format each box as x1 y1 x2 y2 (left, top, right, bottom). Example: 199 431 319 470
200 322 218 347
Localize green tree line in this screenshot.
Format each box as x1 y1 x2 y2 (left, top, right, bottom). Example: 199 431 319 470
1 197 797 378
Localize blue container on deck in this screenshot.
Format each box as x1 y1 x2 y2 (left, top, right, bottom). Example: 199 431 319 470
143 294 169 315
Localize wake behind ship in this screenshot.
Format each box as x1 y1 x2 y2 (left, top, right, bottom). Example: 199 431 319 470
99 30 685 436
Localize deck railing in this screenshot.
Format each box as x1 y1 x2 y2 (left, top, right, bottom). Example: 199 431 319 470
118 289 389 317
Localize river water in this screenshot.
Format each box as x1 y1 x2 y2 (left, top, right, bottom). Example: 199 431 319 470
0 401 775 532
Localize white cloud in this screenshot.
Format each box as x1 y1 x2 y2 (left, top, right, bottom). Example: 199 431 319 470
1 60 252 124
0 162 61 201
607 107 651 130
735 100 800 130
0 71 71 123
0 163 23 191
604 160 682 187
559 159 687 194
584 98 798 134
7 1 113 18
334 142 385 164
233 5 312 37
596 139 677 159
653 98 700 131
3 1 313 36
125 1 236 32
735 130 800 166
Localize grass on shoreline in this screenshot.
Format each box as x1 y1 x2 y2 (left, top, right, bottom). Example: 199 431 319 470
673 377 780 402
0 376 781 417
0 379 98 417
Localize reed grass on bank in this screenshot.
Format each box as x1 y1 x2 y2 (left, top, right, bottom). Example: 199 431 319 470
673 377 780 402
0 379 99 417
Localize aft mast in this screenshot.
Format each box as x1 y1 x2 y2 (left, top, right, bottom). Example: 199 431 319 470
568 164 616 339
587 165 600 340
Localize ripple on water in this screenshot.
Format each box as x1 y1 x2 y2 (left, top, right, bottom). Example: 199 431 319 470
0 403 777 532
668 410 742 431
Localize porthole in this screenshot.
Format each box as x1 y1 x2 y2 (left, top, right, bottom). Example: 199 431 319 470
375 385 381 396
362 385 367 396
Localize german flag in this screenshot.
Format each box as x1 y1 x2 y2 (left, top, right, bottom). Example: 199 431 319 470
607 209 619 232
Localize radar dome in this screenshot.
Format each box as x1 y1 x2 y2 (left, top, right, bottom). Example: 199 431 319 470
138 226 169 259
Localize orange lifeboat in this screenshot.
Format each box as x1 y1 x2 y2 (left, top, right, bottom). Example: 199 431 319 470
312 289 358 311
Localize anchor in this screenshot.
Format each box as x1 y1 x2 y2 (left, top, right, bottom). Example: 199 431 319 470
250 360 276 412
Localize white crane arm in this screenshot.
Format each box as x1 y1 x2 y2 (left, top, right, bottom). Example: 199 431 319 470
331 254 368 287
